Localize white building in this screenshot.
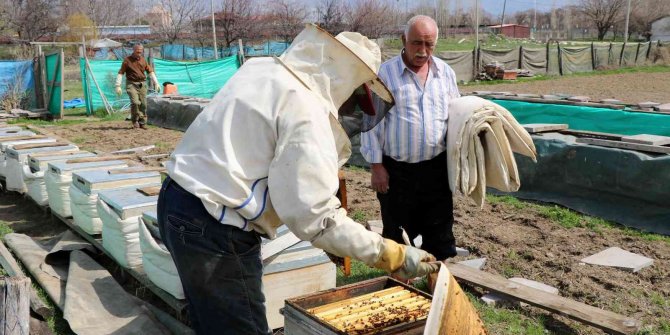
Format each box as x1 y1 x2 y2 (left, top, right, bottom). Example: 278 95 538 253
651 16 670 42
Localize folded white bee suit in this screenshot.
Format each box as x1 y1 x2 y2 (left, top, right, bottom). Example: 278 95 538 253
167 25 396 267
446 96 537 207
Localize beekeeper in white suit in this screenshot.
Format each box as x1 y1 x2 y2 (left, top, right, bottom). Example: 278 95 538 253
158 24 439 334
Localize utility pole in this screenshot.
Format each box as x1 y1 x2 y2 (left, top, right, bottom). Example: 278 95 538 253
501 0 507 27
533 0 537 39
623 0 632 42
475 0 479 50
211 0 218 59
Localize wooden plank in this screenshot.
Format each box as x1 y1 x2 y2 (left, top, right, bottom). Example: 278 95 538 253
576 138 670 154
66 155 135 164
522 123 569 134
12 141 70 150
0 135 47 142
447 263 641 335
621 134 670 146
137 186 161 196
111 145 156 154
28 150 82 159
558 129 623 141
0 276 31 335
108 167 166 175
0 241 52 320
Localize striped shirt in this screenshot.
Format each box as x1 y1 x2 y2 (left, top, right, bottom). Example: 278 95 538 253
360 55 460 164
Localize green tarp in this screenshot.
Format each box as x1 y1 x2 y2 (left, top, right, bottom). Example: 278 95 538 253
492 99 670 136
499 133 670 235
80 56 240 115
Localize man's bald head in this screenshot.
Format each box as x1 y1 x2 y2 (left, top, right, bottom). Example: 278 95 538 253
132 44 144 59
402 15 438 70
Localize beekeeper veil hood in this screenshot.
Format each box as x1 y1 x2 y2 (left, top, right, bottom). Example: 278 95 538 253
277 24 394 140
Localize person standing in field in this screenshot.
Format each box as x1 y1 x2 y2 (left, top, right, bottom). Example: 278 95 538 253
115 44 160 129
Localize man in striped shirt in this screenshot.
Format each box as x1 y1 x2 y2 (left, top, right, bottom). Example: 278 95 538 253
361 15 461 262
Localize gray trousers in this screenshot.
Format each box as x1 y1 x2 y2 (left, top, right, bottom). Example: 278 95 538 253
126 82 147 124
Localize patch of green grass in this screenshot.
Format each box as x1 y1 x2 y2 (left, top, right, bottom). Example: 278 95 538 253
487 194 527 209
8 118 92 126
34 281 74 334
385 35 547 52
350 210 367 223
0 220 12 238
649 291 669 309
468 292 548 335
154 141 170 150
336 259 385 286
460 64 670 86
344 164 368 172
501 264 521 278
537 205 582 229
71 136 88 144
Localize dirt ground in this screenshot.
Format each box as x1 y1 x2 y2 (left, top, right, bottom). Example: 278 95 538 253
343 168 669 335
463 71 670 104
2 71 669 334
35 121 182 168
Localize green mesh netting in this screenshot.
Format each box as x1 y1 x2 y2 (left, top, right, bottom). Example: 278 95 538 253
493 99 670 136
81 56 240 115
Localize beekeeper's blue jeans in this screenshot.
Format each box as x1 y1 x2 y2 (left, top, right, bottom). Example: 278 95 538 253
157 176 271 335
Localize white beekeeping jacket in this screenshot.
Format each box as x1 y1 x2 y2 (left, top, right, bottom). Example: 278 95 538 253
166 25 387 266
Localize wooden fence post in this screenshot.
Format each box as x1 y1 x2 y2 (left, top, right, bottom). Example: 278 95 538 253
619 42 626 66
545 41 550 74
518 46 523 69
634 42 641 65
0 276 31 335
591 42 596 70
557 42 563 76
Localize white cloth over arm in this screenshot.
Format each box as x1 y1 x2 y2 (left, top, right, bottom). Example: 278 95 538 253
446 96 537 207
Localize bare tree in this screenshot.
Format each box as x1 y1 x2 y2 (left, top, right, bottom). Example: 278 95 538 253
0 0 59 42
629 0 670 40
59 0 135 31
217 0 257 47
344 0 393 38
154 0 200 44
316 0 345 35
578 0 626 40
266 0 306 43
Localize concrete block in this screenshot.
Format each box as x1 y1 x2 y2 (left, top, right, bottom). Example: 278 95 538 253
540 94 563 100
456 247 470 257
654 103 670 113
567 96 590 102
458 258 487 270
637 101 660 109
515 93 541 99
523 123 569 133
481 293 508 307
621 134 670 146
367 220 383 235
600 98 624 105
581 247 653 272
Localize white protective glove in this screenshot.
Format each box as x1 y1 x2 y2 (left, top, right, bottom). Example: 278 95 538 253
150 72 160 93
115 74 123 96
